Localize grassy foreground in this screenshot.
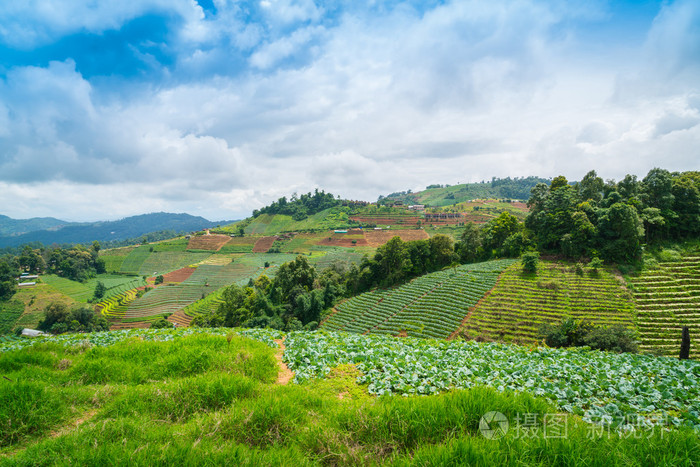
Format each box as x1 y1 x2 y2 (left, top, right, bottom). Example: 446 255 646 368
0 330 698 465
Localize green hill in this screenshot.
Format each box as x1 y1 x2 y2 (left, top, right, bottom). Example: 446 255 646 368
380 176 550 207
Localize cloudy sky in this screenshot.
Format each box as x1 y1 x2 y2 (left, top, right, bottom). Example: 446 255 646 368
1 0 699 222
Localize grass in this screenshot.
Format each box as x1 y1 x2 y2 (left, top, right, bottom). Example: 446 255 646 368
0 301 24 335
0 329 697 465
11 284 76 330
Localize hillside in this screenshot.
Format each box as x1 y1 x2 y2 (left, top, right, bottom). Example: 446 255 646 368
629 255 700 359
0 328 697 464
458 261 636 345
380 176 550 206
322 259 514 339
0 212 224 248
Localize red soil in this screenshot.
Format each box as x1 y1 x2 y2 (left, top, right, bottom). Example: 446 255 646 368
364 229 429 247
162 267 196 283
187 234 232 251
253 236 278 253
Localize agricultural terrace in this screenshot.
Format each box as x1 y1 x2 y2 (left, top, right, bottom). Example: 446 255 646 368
41 274 146 303
364 229 429 247
137 251 211 276
216 236 256 254
118 245 152 274
629 255 700 359
186 234 232 251
459 261 635 345
98 246 136 273
322 259 514 339
151 238 189 252
118 255 296 323
427 199 530 223
253 236 277 253
9 284 76 329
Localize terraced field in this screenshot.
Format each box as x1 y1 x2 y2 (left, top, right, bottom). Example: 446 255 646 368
628 256 700 358
41 274 146 303
137 251 211 276
120 261 271 322
186 234 232 251
460 262 635 345
322 259 514 339
118 246 152 274
99 246 136 273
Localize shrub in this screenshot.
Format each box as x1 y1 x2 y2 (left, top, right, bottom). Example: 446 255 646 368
521 250 539 273
155 275 164 285
584 325 638 353
151 318 174 329
539 318 593 348
589 256 603 273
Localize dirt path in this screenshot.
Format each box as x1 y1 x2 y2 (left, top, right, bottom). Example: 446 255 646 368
273 338 294 385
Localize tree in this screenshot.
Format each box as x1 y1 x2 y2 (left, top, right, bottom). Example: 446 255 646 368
596 202 644 263
0 256 19 301
578 170 604 203
93 281 106 300
482 211 521 254
375 236 412 286
521 250 539 273
456 222 482 263
428 234 455 270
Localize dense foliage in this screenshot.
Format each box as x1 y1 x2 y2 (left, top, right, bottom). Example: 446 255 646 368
539 317 638 353
36 302 110 334
252 189 341 220
453 168 700 265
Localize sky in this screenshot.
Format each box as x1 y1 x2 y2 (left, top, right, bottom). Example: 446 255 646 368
0 0 699 222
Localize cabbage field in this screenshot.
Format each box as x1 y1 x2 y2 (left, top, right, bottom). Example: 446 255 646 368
284 331 700 430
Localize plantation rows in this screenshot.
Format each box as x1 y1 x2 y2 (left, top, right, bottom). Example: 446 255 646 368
121 262 269 321
137 251 211 276
629 256 700 358
322 259 514 339
97 289 139 320
461 262 635 344
118 246 152 274
42 275 146 303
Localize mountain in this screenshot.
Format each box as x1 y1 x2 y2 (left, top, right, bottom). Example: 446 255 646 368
379 176 550 207
0 214 72 236
0 212 226 248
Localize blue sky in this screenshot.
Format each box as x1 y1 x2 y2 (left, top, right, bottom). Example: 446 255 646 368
0 0 698 222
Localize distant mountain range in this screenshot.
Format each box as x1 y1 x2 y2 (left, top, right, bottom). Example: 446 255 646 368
0 212 231 248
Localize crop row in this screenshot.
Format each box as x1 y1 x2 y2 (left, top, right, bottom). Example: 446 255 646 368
628 258 700 358
462 262 635 344
322 260 514 339
118 246 153 274
284 331 700 430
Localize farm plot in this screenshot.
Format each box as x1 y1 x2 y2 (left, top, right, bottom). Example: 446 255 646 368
322 259 514 339
284 331 700 429
99 246 136 273
152 238 189 252
460 261 635 345
364 229 429 247
628 256 700 359
0 301 24 334
186 234 232 251
252 236 278 253
217 236 256 254
41 274 146 303
122 262 269 322
137 251 211 276
119 246 153 274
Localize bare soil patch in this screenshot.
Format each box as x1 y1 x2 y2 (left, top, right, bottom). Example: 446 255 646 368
364 229 429 247
187 234 232 251
253 236 278 253
274 338 294 385
162 267 196 283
